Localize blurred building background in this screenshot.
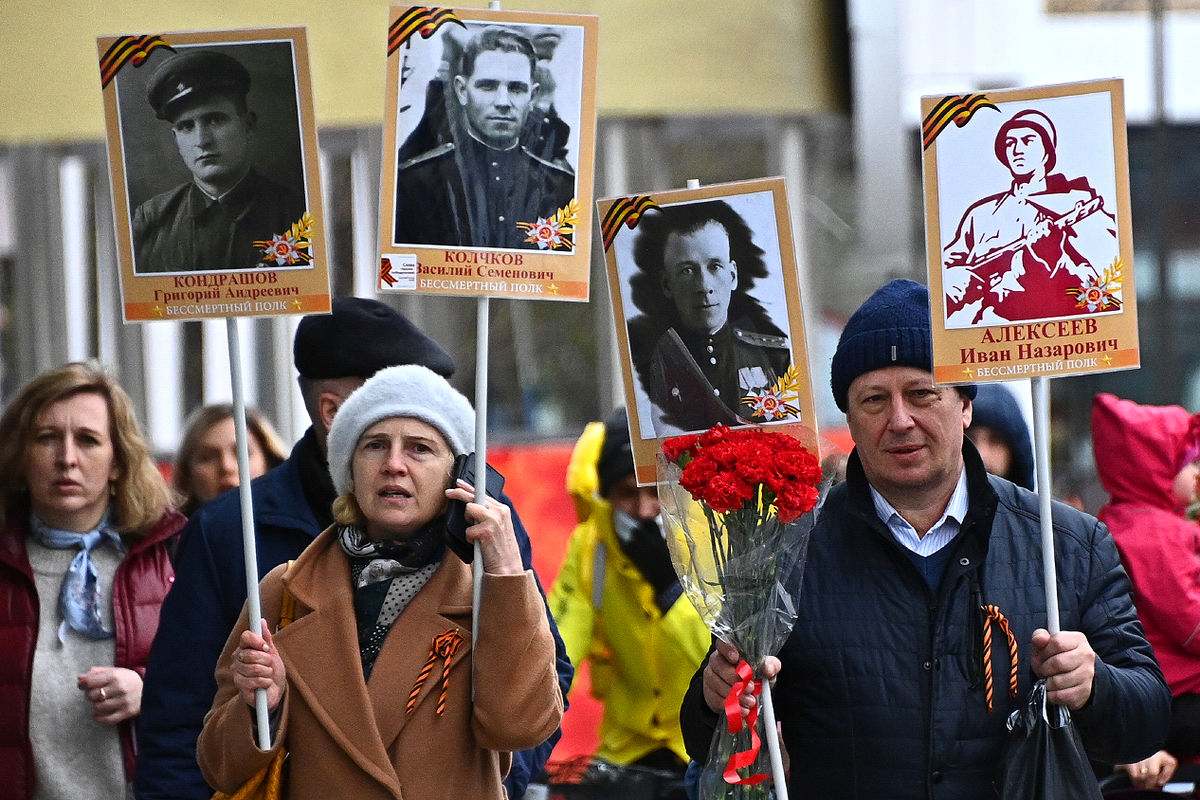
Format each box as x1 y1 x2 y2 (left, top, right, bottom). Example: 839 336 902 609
1 0 1198 493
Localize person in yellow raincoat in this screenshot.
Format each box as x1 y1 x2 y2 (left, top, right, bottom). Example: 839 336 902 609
549 408 710 794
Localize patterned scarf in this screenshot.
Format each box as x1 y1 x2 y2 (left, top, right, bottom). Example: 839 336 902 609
338 524 444 678
337 523 444 587
31 513 124 642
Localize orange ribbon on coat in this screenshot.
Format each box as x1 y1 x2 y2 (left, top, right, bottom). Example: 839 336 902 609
721 659 769 786
407 629 464 716
981 604 1019 713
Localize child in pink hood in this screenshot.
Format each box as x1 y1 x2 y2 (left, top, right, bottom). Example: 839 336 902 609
1093 392 1200 788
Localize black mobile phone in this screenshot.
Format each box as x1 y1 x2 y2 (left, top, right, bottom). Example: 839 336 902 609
445 452 506 563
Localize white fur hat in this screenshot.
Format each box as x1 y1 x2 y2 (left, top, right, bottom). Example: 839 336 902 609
326 364 475 496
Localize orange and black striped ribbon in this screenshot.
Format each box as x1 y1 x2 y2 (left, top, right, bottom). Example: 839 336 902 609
980 604 1019 713
388 7 466 55
921 93 999 150
99 35 174 88
600 196 659 251
407 629 464 715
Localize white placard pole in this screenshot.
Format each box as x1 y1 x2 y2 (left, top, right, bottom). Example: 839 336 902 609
472 296 489 656
228 316 271 748
1032 375 1060 635
760 680 789 800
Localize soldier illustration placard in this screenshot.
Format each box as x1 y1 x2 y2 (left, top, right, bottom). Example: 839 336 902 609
921 79 1138 385
98 28 329 322
379 6 599 302
598 178 816 484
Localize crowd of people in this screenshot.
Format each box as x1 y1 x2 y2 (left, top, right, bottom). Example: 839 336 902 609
1 284 1195 800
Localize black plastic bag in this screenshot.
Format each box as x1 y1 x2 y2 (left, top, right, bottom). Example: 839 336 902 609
998 679 1103 799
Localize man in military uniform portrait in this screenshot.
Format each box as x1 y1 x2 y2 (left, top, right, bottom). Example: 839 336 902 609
942 108 1118 326
131 48 306 273
393 26 575 249
625 200 792 433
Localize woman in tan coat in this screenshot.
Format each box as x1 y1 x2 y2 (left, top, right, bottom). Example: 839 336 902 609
198 364 563 799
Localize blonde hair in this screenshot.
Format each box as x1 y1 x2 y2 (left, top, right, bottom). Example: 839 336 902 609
173 403 288 515
0 361 172 535
331 491 366 528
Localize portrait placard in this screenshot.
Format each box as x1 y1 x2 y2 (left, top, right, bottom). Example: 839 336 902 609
921 78 1138 385
598 178 817 485
379 6 599 302
98 28 330 322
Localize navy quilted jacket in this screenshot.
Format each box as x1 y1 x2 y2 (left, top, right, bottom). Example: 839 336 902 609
682 443 1169 799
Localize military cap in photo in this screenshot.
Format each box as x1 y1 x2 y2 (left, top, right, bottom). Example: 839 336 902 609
147 49 251 121
293 297 456 380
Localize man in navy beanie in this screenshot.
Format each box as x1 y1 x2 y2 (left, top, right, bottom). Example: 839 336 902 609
681 279 1168 798
136 297 572 800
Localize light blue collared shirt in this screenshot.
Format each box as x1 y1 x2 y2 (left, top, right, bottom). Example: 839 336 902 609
869 469 970 556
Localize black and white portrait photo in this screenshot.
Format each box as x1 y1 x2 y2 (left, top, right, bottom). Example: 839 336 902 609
389 18 585 250
113 39 310 274
616 191 797 437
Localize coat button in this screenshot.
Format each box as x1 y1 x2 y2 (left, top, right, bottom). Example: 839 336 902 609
931 770 943 783
923 661 932 671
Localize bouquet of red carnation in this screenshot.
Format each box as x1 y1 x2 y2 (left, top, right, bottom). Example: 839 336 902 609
658 424 826 800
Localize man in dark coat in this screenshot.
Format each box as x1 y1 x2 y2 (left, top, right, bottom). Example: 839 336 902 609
393 27 574 249
135 297 572 800
679 279 1169 798
132 49 305 273
625 199 791 434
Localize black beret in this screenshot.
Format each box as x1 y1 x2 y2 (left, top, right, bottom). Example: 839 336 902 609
293 297 455 380
147 49 251 121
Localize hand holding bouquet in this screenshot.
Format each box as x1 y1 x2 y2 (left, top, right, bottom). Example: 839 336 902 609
658 424 826 799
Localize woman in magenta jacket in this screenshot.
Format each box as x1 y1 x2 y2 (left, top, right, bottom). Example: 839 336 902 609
0 362 185 799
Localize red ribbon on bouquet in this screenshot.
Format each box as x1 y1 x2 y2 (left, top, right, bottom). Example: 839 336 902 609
721 659 769 786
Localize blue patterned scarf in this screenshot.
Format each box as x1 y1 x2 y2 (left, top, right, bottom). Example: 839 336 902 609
31 513 124 642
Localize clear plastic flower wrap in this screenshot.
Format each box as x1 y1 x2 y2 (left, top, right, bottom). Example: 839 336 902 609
657 423 830 800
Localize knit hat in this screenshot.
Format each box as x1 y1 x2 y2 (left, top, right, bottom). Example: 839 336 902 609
294 297 455 380
830 279 976 411
326 364 475 496
595 408 634 498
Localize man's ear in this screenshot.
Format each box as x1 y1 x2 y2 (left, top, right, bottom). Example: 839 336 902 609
660 271 673 301
243 110 258 133
452 74 469 105
728 259 738 286
317 391 343 436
